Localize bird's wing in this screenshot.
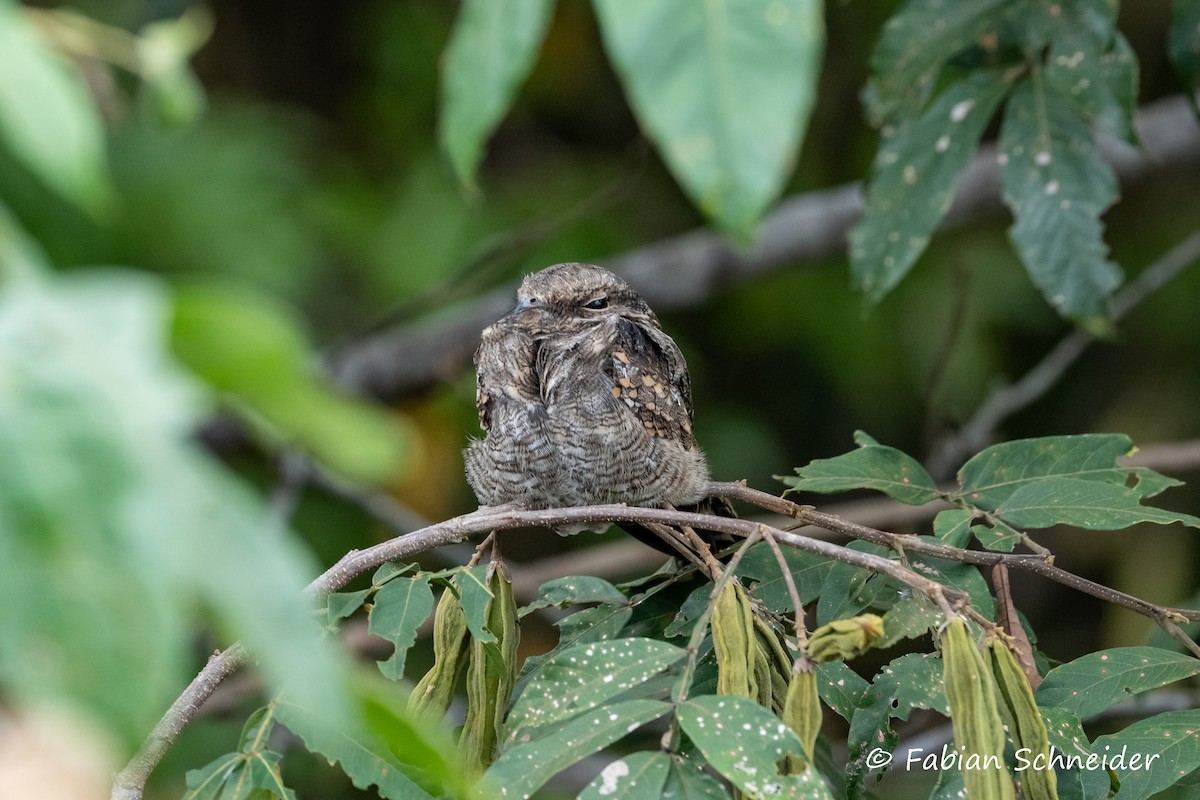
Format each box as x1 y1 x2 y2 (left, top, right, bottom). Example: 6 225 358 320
608 318 697 448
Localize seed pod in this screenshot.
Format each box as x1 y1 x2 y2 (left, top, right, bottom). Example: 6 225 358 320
807 614 885 662
408 587 472 719
781 666 822 774
711 580 758 700
458 567 521 772
988 639 1058 800
941 617 1014 800
752 615 792 714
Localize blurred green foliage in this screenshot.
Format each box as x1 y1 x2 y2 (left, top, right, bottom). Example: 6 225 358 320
1 0 1199 798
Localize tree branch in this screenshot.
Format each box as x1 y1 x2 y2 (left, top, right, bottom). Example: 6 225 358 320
328 96 1200 402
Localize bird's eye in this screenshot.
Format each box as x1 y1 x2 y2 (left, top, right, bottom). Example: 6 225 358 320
583 297 608 310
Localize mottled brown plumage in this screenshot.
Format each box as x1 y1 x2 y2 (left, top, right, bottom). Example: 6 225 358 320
464 263 720 547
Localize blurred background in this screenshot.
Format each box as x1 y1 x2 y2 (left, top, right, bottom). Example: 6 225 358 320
3 1 1200 797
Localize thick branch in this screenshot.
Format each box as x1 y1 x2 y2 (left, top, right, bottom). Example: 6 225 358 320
329 96 1200 401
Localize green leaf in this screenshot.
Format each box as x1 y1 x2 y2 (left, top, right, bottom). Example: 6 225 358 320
994 476 1200 530
1036 647 1200 720
998 77 1121 331
1091 709 1200 799
971 522 1022 552
878 595 940 648
439 0 555 186
933 508 975 547
0 2 112 212
677 695 833 799
327 589 371 623
814 661 869 723
1045 28 1139 143
850 70 1011 302
276 672 468 800
505 638 683 743
845 653 946 796
171 281 409 483
579 751 673 800
454 563 496 644
782 432 940 504
956 434 1178 509
0 263 347 752
184 708 295 800
662 755 731 799
737 542 830 614
663 583 713 638
484 699 671 800
517 603 634 690
816 541 891 625
520 575 628 616
862 0 1011 126
593 0 823 235
368 574 435 681
1169 0 1200 110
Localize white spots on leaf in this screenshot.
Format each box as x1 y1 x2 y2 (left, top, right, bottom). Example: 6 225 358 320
1045 180 1059 196
597 759 629 796
903 165 917 184
950 99 975 122
935 135 951 152
1035 151 1052 167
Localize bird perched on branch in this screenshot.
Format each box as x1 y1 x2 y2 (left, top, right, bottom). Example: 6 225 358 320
464 262 732 560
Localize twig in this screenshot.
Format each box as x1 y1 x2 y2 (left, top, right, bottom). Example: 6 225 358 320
927 227 1200 477
760 529 809 660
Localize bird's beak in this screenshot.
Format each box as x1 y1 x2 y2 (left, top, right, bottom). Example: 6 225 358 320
505 294 544 320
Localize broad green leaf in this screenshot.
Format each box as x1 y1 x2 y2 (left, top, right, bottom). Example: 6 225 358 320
850 70 1011 302
171 281 408 483
1169 0 1200 109
933 508 975 547
1091 709 1200 799
276 672 468 800
862 0 1012 126
368 574 435 681
1036 647 1200 720
439 0 554 186
970 522 1021 552
184 708 294 800
737 542 830 614
928 767 964 800
520 575 628 616
517 603 634 689
593 0 823 235
1045 28 1139 143
816 541 891 625
0 1 112 212
845 653 946 796
663 583 713 638
662 756 730 799
183 750 295 800
878 595 940 648
505 638 684 743
956 434 1178 509
814 661 869 723
1038 706 1098 800
372 561 417 586
677 695 833 799
484 699 670 800
782 432 940 504
994 476 1200 530
909 553 996 618
580 751 673 800
998 78 1121 331
0 262 346 751
327 589 371 623
455 563 496 644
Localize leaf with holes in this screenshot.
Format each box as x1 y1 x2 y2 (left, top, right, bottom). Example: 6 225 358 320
484 699 671 800
1036 647 1200 720
781 431 939 504
999 78 1122 332
1091 709 1200 800
994 477 1200 530
851 70 1011 302
505 638 684 744
368 574 434 680
580 751 673 800
678 695 833 799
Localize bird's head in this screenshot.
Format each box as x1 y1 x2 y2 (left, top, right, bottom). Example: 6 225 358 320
507 263 658 337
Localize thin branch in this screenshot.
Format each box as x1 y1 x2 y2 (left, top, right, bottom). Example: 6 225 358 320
329 96 1200 402
927 227 1200 477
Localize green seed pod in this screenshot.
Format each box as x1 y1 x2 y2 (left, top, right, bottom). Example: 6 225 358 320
807 614 885 662
711 580 758 700
457 568 520 772
988 639 1058 800
408 588 472 719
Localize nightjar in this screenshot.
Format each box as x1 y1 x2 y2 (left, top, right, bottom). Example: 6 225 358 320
464 262 728 556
